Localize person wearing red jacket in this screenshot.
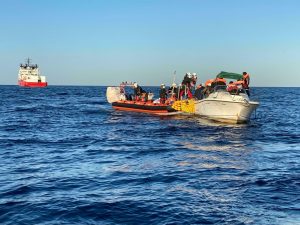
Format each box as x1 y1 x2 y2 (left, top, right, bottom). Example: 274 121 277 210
227 81 238 94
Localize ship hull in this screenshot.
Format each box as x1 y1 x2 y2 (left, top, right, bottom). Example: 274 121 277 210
18 80 48 87
112 101 173 114
194 99 259 123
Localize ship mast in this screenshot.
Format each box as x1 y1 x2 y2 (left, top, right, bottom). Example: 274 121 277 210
26 57 31 66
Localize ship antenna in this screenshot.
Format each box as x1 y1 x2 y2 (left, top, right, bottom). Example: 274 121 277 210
26 57 31 66
172 70 176 84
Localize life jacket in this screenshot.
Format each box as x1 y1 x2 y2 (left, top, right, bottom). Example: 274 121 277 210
215 78 226 84
227 83 238 92
205 79 215 87
211 78 226 89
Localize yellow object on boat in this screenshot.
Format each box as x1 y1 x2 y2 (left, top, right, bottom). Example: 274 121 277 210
171 99 195 113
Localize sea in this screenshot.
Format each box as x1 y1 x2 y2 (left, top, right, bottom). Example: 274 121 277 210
0 86 299 225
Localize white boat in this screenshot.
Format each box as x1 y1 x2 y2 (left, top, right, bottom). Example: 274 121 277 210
194 86 259 123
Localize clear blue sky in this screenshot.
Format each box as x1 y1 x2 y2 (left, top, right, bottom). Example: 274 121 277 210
1 0 299 86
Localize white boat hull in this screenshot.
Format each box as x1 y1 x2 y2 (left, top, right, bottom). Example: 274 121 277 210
194 92 259 123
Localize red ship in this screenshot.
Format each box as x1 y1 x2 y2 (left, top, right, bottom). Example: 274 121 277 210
18 58 48 87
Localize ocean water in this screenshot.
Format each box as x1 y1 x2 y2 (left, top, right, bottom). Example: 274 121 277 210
0 86 299 225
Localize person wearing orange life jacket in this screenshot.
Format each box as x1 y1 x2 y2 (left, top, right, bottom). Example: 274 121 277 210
205 79 214 87
242 72 250 96
203 79 214 97
227 81 238 94
211 77 226 89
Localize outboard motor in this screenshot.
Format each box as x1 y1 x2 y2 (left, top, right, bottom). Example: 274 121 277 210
148 92 154 100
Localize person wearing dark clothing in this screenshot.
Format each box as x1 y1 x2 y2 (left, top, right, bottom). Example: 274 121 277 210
182 73 192 86
180 73 194 99
133 82 146 101
134 85 144 96
159 84 168 104
194 84 205 100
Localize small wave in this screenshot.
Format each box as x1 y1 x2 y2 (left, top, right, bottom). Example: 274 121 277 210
1 185 33 196
82 107 111 115
87 100 107 105
14 106 38 112
56 92 69 96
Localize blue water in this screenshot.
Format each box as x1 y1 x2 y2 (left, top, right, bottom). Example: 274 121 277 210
0 86 299 225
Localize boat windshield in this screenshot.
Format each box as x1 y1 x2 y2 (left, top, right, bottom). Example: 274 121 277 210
212 85 227 92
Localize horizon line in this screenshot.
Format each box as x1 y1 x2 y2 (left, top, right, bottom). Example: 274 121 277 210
0 84 299 88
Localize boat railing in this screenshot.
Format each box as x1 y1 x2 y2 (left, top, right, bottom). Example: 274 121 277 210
120 81 135 87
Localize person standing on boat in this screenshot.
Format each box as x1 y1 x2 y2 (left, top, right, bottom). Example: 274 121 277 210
159 84 168 104
180 73 193 99
242 72 250 96
167 83 178 103
191 73 198 90
182 73 191 85
133 82 146 101
168 83 178 98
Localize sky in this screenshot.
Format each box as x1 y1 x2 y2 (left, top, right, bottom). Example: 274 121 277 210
0 0 299 86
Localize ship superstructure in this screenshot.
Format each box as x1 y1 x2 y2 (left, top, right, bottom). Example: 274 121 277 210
18 58 47 87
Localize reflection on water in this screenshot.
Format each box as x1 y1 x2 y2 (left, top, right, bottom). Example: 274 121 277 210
172 114 249 127
180 143 246 151
193 116 248 127
176 147 251 171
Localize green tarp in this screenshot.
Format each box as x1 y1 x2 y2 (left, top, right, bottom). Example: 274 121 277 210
216 71 243 80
